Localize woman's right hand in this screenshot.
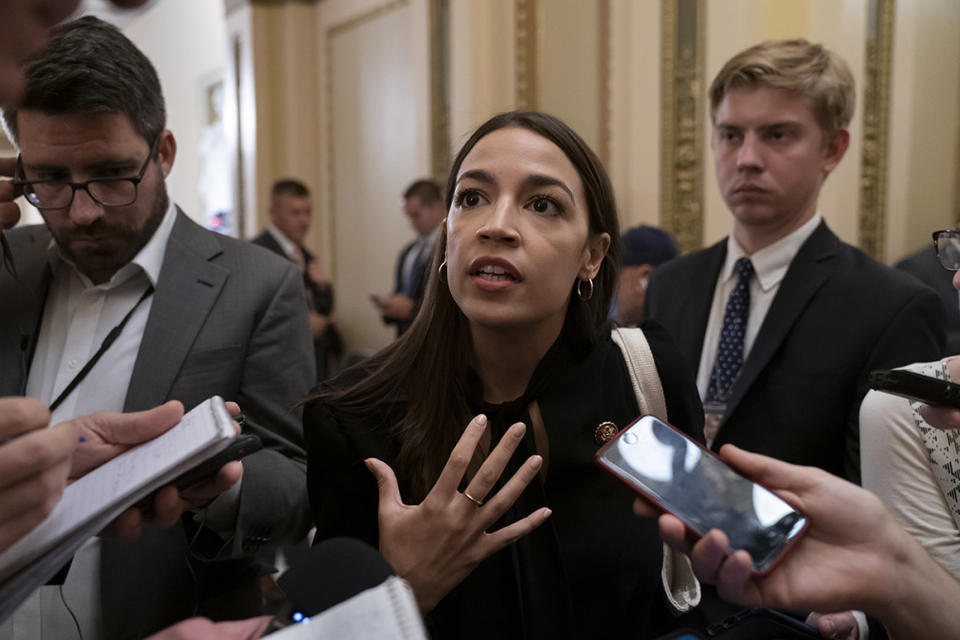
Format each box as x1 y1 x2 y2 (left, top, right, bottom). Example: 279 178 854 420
365 414 552 613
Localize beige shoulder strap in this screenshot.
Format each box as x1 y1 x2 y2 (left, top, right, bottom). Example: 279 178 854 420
611 326 701 615
611 327 668 420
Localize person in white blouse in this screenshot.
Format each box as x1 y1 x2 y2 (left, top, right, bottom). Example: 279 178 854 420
860 229 960 581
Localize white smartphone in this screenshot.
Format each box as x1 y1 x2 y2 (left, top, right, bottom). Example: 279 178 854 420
595 415 807 573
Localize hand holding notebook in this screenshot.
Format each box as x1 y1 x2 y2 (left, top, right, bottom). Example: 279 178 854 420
0 396 243 620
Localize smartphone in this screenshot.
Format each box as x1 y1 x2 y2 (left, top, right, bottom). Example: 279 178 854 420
707 607 819 639
170 433 262 491
595 416 807 573
869 368 960 409
134 434 262 509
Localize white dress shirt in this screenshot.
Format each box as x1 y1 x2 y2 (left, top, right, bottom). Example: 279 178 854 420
26 201 177 424
695 213 822 400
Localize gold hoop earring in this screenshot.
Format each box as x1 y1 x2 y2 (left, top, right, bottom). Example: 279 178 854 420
577 278 594 301
438 259 447 276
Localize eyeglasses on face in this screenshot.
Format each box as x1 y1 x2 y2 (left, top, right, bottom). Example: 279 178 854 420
13 137 158 210
932 229 960 271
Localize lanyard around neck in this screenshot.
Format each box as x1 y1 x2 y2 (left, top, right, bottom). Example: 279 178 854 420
48 285 155 413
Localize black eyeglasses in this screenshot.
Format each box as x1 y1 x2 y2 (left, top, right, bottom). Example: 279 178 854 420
933 229 960 271
13 138 158 210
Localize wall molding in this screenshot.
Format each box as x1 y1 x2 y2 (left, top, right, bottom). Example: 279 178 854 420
514 0 538 109
660 0 705 253
858 0 895 260
429 0 450 182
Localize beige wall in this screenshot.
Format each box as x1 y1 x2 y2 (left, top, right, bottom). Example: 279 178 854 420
448 0 516 152
608 0 661 230
886 0 960 263
318 0 433 353
537 1 602 151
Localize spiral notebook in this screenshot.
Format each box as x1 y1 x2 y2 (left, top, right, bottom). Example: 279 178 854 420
265 576 427 640
0 396 238 621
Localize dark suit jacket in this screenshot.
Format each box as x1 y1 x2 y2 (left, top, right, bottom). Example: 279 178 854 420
251 230 342 378
251 230 334 316
896 244 960 354
388 238 432 336
644 221 946 482
0 212 315 638
305 325 705 639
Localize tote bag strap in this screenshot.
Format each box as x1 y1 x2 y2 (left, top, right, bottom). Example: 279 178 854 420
611 327 701 615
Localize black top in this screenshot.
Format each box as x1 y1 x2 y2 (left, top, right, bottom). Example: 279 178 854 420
304 322 703 639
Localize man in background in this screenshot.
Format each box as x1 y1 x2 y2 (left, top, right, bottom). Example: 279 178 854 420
0 17 313 637
373 179 445 336
253 179 342 379
644 37 946 638
613 225 677 326
644 39 945 483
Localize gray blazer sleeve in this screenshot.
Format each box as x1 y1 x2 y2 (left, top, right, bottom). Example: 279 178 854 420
228 261 316 555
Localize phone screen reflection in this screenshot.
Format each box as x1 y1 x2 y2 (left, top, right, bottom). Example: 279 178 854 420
607 417 806 571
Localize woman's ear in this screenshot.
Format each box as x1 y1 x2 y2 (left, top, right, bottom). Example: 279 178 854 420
580 232 611 280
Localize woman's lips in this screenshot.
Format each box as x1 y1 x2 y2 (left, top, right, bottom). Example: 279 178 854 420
469 256 521 291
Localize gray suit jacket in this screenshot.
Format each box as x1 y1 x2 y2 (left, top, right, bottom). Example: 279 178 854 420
0 211 315 637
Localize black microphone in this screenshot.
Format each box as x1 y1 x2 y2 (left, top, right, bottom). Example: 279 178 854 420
275 537 395 624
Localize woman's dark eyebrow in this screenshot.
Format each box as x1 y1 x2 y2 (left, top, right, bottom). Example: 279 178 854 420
456 169 496 186
456 169 575 204
524 174 575 204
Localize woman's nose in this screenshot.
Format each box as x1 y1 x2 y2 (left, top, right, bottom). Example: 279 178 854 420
476 198 520 244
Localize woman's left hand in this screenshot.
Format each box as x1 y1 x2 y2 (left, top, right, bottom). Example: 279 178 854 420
365 414 552 613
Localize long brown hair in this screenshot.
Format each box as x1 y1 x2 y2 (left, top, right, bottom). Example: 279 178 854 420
310 112 621 498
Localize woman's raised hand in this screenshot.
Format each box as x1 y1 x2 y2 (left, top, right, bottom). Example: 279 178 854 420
365 414 551 612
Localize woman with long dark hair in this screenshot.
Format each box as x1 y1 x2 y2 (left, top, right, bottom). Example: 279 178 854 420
305 111 703 638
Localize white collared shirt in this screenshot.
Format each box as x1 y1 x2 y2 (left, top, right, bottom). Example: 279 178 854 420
695 212 822 400
25 201 178 424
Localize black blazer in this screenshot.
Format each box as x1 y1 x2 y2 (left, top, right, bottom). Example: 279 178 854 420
644 221 947 482
251 230 342 378
251 230 334 316
304 325 704 639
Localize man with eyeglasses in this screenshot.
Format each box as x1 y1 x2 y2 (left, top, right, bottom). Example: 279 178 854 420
0 16 314 638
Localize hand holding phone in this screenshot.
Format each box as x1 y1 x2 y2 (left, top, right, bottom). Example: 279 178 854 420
133 434 262 511
596 416 807 573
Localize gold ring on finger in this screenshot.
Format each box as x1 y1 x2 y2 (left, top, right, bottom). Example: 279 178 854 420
463 491 484 508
